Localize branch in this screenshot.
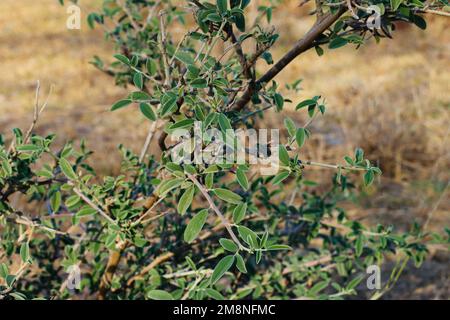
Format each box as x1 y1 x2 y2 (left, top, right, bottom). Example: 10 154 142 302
139 120 158 163
72 186 117 226
158 11 171 88
232 7 346 111
225 25 252 80
416 9 450 17
187 174 250 252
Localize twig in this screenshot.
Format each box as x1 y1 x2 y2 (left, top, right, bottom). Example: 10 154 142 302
232 7 347 111
126 252 175 285
158 11 171 88
72 186 117 226
117 0 141 31
139 121 158 163
201 21 227 64
416 9 450 17
302 160 368 171
187 174 250 252
131 195 165 227
141 0 161 31
8 81 53 153
423 180 449 230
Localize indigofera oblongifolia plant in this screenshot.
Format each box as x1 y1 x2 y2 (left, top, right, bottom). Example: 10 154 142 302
1 0 449 300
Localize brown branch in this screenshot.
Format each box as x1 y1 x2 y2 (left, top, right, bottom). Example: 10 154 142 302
98 240 128 300
232 7 346 112
97 194 160 299
225 25 252 80
126 252 175 286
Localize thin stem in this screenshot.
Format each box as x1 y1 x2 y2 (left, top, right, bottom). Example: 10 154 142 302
72 186 117 226
158 11 171 88
187 174 250 252
139 121 158 163
201 21 226 64
131 196 165 227
303 160 368 171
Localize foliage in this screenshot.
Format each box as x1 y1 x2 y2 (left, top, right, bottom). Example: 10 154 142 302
1 0 449 300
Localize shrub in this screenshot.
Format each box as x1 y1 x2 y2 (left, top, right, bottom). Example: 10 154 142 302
0 0 448 300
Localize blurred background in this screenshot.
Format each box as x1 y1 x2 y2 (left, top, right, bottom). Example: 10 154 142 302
0 0 448 299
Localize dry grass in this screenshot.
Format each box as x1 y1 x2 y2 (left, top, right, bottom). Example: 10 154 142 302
0 0 448 299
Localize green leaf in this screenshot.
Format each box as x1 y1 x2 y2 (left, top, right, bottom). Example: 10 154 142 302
295 127 306 148
16 144 41 152
59 158 77 180
184 209 209 243
329 37 348 49
295 99 316 110
146 59 157 76
205 288 225 300
1 159 12 175
111 99 132 111
274 93 284 111
271 171 290 185
20 243 30 263
355 148 364 162
147 290 174 300
232 203 247 224
174 51 195 65
217 0 228 14
390 0 404 10
234 11 246 32
157 178 184 196
190 78 208 89
364 170 374 186
169 119 195 130
114 54 130 65
211 255 234 284
65 195 80 208
129 91 151 101
411 14 427 30
236 168 249 190
235 254 247 273
76 206 97 218
177 186 195 215
237 226 258 247
139 103 157 121
315 46 324 56
279 145 290 166
205 173 214 189
212 188 242 204
206 13 222 22
309 280 329 296
6 275 16 287
355 235 364 257
219 238 238 252
218 113 232 132
346 274 364 290
266 244 292 251
284 117 296 137
50 191 61 213
160 96 178 117
133 73 143 90
0 263 8 279
344 156 354 166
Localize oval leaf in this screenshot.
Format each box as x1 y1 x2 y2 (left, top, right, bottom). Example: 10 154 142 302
184 209 209 243
211 255 234 285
